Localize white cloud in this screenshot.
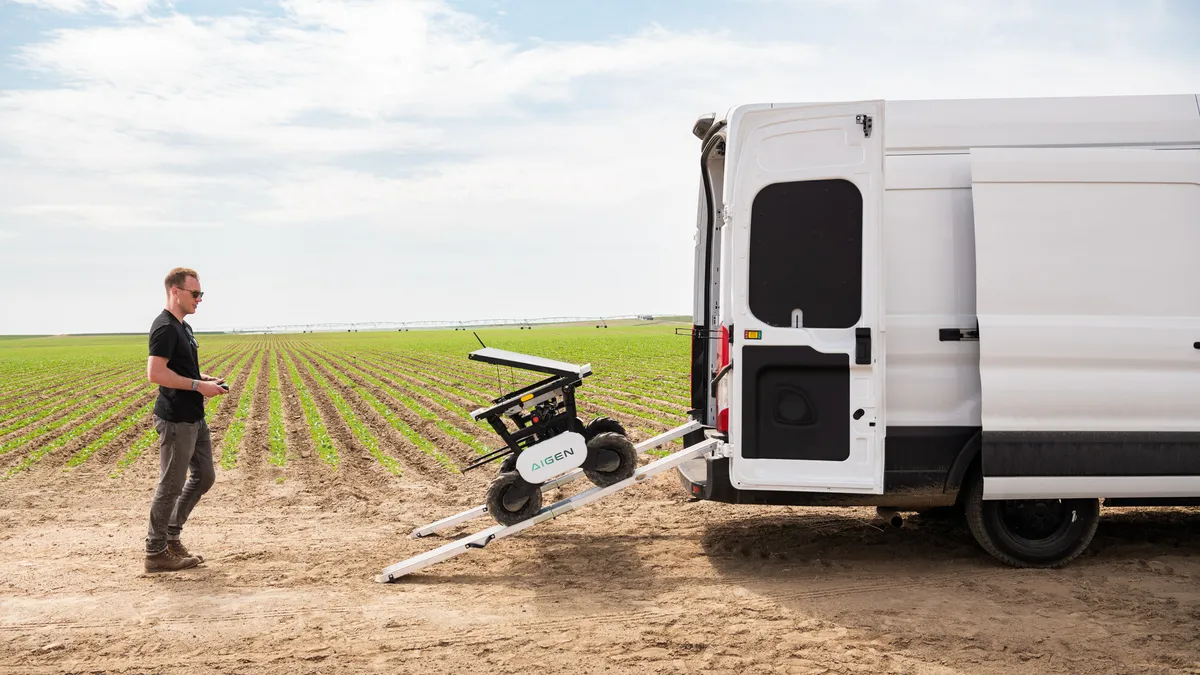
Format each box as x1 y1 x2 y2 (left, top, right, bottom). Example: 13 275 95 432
0 0 1197 331
0 1 824 230
0 230 17 242
6 0 1183 229
9 0 160 17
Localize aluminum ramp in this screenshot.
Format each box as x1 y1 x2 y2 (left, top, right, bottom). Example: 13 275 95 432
375 422 716 582
409 420 704 539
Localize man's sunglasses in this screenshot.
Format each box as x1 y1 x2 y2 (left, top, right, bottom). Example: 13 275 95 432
175 287 204 300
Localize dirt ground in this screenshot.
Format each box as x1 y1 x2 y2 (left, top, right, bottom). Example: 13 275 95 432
2 433 1199 675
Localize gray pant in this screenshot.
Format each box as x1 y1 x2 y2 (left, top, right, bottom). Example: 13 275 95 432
145 416 215 554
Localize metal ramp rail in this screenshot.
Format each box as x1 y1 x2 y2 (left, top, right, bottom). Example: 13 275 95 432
375 421 714 582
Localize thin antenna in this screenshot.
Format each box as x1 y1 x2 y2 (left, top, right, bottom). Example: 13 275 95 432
474 331 503 397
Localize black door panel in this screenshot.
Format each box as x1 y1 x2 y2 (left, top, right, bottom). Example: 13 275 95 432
741 346 850 461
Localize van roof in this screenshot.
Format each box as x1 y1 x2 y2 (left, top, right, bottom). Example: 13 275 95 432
723 94 1200 153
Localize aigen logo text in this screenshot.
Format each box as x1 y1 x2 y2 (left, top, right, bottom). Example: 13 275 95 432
531 448 576 472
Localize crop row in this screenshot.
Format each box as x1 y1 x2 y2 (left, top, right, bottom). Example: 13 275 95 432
386 352 686 430
300 348 454 473
217 351 263 469
0 327 692 481
282 349 338 467
0 341 263 478
0 348 241 414
4 388 154 479
310 347 491 458
267 349 288 466
103 347 251 477
0 347 242 440
0 363 138 418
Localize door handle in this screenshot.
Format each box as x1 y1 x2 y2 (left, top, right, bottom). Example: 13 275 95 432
940 327 979 342
855 327 871 364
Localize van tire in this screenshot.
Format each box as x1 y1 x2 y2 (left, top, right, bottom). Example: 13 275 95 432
964 472 1099 568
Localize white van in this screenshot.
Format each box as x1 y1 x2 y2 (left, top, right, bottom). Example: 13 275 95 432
676 93 1200 568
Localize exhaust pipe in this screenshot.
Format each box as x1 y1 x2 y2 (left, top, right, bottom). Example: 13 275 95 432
876 507 904 528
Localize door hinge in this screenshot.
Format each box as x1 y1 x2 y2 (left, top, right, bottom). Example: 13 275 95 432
856 114 873 138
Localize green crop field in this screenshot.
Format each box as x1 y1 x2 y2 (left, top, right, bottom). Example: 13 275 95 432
0 321 695 482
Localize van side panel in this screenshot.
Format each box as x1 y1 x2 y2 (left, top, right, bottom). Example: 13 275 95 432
970 148 1200 498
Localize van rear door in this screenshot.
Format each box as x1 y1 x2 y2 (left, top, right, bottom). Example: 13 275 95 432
688 120 727 431
725 101 887 493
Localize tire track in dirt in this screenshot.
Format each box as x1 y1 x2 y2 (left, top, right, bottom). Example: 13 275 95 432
294 348 457 492
0 569 1014 648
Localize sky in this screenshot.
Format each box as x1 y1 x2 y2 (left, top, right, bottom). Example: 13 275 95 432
0 0 1197 335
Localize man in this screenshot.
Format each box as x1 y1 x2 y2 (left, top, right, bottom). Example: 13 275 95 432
143 267 228 573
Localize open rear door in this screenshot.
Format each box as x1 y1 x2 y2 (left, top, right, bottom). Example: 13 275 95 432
970 147 1200 500
726 101 886 493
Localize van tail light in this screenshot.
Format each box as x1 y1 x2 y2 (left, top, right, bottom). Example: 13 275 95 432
715 324 731 432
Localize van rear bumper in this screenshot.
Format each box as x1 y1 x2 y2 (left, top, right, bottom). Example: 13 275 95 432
675 436 959 509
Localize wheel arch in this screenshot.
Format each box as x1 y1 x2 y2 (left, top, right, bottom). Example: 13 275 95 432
944 429 982 501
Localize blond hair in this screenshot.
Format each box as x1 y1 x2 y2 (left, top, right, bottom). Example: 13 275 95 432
164 267 199 292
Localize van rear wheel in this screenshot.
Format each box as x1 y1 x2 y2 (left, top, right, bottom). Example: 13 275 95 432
964 473 1099 568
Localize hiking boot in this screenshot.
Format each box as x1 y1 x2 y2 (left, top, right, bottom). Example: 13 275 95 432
144 548 200 573
167 540 204 563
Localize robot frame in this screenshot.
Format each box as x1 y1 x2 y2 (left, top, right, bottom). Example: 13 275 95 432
461 346 638 526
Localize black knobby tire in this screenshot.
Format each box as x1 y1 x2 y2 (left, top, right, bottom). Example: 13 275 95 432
499 454 517 474
582 431 638 487
583 416 627 441
964 472 1099 568
485 471 542 526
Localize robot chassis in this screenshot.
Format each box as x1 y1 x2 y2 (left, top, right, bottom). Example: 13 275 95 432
461 347 639 526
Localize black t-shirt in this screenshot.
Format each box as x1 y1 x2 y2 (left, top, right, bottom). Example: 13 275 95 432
148 309 205 423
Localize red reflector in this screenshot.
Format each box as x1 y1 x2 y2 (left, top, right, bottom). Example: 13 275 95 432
716 408 729 432
532 416 539 423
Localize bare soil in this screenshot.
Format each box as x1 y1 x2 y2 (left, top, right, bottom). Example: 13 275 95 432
2 433 1198 675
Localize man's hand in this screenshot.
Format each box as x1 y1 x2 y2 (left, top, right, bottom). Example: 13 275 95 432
198 380 227 397
200 374 224 383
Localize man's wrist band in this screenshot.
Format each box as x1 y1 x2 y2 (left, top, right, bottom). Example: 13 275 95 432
191 379 198 390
